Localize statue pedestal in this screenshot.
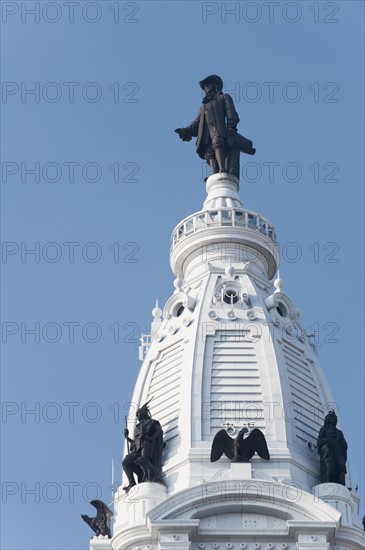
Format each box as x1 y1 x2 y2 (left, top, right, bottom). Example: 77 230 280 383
203 173 242 210
313 483 354 526
230 462 252 480
113 482 168 532
89 535 112 550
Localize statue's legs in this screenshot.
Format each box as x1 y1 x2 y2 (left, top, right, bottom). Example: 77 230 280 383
214 147 227 173
336 469 346 485
227 148 240 179
323 455 336 483
136 439 164 484
335 460 347 485
122 451 143 491
320 442 346 485
208 157 219 174
211 136 228 173
204 150 219 175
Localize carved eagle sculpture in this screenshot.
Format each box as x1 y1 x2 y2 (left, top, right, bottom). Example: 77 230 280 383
81 499 113 538
210 427 270 463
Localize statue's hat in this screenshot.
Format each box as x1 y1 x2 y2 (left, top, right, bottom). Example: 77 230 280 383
137 396 154 416
199 75 223 91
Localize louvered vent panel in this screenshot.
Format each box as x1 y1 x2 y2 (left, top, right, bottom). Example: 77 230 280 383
147 340 183 450
282 340 323 445
203 332 264 438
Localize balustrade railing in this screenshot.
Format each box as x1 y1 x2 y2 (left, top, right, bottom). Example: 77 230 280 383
171 208 277 250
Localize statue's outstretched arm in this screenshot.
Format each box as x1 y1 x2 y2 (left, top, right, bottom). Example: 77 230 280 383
175 110 200 141
184 112 200 137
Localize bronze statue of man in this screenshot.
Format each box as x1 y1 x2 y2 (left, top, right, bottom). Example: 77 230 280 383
122 402 164 492
175 75 255 179
317 410 348 485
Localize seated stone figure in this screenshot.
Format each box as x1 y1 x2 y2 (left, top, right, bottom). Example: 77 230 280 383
122 401 164 493
317 410 348 485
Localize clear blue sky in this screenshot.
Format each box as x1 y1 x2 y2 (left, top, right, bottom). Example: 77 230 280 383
1 1 364 548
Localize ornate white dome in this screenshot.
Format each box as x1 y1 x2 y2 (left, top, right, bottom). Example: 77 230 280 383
106 174 364 550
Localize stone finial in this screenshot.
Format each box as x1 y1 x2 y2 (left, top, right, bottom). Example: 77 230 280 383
173 277 184 293
225 262 235 279
152 300 162 320
274 272 283 293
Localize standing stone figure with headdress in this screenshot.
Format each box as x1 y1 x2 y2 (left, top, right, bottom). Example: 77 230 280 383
122 401 164 493
317 410 348 485
175 74 255 179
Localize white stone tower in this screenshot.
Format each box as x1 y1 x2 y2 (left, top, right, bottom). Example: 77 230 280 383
91 174 364 550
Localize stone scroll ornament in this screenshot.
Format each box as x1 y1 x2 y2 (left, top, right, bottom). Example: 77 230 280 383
175 74 256 180
210 426 270 463
317 409 348 485
122 398 165 493
81 500 113 538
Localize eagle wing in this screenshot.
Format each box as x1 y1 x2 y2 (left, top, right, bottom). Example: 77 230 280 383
241 428 270 460
210 429 235 462
90 499 113 528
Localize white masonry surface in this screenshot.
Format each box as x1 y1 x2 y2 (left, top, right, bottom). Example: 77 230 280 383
91 174 364 550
